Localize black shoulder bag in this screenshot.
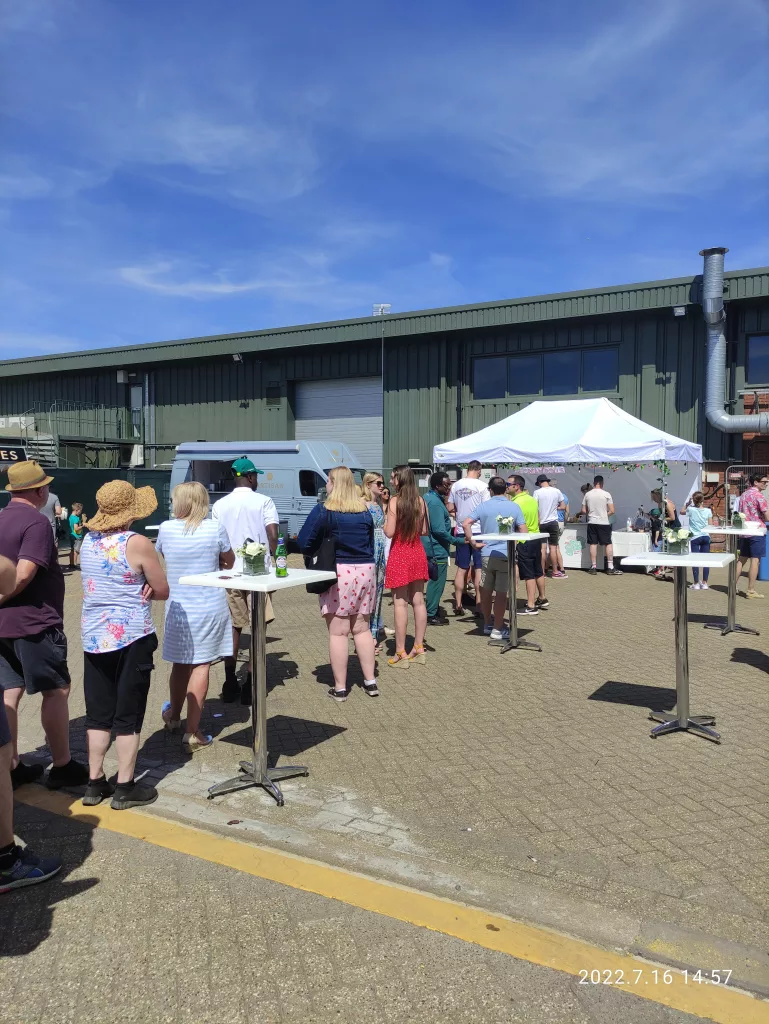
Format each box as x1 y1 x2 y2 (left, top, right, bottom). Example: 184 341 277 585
304 509 338 595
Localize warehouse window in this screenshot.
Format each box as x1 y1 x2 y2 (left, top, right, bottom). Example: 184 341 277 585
582 347 619 392
543 351 580 395
747 335 769 384
508 355 541 396
472 347 619 400
472 356 507 399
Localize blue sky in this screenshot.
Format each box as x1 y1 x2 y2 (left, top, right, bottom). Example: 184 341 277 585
1 0 768 358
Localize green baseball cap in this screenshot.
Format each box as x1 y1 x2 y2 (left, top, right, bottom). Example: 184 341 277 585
232 457 263 476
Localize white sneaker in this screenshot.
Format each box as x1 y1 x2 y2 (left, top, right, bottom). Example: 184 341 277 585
689 582 701 590
700 582 709 590
490 627 510 640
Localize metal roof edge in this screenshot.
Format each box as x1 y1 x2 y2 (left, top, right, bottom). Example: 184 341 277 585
2 265 767 378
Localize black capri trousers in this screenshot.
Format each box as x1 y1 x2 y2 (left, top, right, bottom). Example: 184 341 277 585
84 633 158 735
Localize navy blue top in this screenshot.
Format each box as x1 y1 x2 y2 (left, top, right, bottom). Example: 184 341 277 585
297 504 374 564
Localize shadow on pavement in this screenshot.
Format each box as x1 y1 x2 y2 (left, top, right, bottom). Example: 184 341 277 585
731 646 769 674
219 713 346 769
589 680 677 712
2 799 98 957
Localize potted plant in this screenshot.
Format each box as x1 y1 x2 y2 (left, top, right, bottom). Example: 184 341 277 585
236 538 269 576
496 514 516 535
663 526 691 555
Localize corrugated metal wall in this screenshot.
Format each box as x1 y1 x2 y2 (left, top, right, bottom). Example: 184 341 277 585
2 301 767 470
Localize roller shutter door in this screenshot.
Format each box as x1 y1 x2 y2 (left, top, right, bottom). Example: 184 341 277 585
295 377 383 469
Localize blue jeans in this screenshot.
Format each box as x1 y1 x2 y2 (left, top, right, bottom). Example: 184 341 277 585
690 535 711 582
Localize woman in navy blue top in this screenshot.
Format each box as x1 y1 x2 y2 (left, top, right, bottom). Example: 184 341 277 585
298 467 378 702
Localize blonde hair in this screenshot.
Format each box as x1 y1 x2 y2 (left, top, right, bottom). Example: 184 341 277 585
361 471 383 504
172 481 210 533
325 467 366 513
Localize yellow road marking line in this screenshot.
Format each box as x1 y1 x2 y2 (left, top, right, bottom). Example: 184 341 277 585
17 787 768 1024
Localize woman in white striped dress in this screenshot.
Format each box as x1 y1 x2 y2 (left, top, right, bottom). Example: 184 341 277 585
156 483 234 751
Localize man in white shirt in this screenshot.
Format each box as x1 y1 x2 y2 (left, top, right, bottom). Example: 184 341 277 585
447 461 489 615
212 457 279 702
40 491 63 546
533 474 566 578
581 475 622 576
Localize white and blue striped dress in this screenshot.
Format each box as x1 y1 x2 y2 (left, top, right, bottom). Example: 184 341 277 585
156 518 233 665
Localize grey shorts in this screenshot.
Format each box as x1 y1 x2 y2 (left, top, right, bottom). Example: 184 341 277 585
0 627 71 695
481 553 509 593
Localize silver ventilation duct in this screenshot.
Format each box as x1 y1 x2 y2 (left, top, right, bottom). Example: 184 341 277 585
701 246 769 434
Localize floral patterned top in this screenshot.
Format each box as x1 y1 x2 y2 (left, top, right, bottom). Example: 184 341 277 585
80 530 155 653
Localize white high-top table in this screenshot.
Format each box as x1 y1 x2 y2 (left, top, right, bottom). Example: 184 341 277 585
623 552 734 743
179 566 337 805
475 532 548 653
702 526 761 637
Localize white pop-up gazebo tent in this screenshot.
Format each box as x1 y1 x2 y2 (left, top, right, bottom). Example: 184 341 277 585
433 398 702 526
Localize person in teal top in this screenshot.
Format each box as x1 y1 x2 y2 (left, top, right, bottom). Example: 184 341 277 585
422 472 454 624
682 491 714 589
68 501 87 569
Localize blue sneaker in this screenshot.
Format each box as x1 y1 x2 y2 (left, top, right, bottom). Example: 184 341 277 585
0 846 62 894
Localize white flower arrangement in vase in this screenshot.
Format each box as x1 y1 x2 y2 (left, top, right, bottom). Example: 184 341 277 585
496 514 516 535
236 538 268 575
663 526 691 554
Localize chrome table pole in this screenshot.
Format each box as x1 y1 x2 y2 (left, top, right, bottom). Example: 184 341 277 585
208 591 308 805
704 533 760 637
489 538 541 654
650 567 720 743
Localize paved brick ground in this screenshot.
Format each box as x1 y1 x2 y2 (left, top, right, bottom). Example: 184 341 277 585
3 803 713 1024
13 555 769 953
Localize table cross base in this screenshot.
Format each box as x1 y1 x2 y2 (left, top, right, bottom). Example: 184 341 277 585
207 761 309 806
489 636 542 653
703 621 760 637
649 711 721 744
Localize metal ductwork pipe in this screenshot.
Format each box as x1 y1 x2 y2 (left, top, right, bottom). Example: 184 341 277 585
701 246 769 434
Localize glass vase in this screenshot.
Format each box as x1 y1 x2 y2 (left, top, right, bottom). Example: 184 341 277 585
498 523 512 535
242 552 268 576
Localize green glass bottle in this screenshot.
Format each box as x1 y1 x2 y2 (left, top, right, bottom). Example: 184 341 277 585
275 535 288 577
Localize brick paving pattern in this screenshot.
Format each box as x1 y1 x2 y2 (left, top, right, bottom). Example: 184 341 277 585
13 555 769 953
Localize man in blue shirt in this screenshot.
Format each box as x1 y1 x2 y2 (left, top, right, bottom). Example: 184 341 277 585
422 471 454 625
463 477 527 640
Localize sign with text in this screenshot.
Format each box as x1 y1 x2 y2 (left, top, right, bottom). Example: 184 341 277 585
0 446 26 466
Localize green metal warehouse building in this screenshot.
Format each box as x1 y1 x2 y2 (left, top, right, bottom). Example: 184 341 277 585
1 264 768 473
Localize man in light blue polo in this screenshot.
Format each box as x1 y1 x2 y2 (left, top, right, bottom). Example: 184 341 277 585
463 477 527 641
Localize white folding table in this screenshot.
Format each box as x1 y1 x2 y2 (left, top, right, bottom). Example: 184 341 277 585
179 566 337 805
623 552 734 743
475 532 548 653
702 526 761 637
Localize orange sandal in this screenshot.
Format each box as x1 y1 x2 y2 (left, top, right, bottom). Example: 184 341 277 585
407 645 426 665
388 650 411 669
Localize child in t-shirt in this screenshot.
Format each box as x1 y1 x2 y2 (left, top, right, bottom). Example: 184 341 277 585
68 501 87 569
682 491 714 590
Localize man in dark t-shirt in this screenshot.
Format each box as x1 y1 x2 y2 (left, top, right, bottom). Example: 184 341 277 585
0 462 87 791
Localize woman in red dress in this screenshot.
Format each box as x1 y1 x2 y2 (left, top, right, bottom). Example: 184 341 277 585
384 466 429 668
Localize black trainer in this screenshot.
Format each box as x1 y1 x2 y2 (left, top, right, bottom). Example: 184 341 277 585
10 762 44 790
46 759 89 790
536 597 550 609
240 672 252 706
362 681 379 697
82 776 116 806
605 567 623 576
588 566 598 575
327 687 350 702
111 782 158 810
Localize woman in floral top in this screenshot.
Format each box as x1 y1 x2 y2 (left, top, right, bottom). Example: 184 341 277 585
80 480 168 810
361 472 388 654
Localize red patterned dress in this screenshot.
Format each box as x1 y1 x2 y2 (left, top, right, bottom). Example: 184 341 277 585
385 533 428 589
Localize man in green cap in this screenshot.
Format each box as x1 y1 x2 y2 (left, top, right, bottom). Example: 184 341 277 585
212 458 279 703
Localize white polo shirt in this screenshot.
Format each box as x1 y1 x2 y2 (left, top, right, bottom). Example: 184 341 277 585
212 487 279 571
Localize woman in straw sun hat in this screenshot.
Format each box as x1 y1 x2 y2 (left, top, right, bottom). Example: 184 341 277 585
79 480 169 810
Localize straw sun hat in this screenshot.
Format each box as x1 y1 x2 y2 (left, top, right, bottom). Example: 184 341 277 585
4 460 55 492
87 480 158 532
